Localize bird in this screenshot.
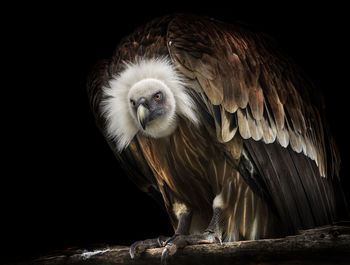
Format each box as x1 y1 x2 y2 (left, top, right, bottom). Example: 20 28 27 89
87 14 347 264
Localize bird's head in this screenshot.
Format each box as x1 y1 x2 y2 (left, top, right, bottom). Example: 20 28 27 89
102 58 199 152
127 78 177 137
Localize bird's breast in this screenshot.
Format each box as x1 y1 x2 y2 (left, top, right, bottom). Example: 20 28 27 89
135 119 239 211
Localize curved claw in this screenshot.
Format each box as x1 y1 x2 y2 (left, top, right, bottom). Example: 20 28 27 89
161 235 188 265
129 241 141 259
157 235 169 247
161 243 179 265
160 233 222 264
217 235 223 245
161 247 169 265
129 237 168 259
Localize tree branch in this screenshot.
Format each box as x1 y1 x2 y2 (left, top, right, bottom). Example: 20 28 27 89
11 224 350 265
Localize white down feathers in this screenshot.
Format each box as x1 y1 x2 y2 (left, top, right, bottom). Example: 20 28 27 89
101 57 199 152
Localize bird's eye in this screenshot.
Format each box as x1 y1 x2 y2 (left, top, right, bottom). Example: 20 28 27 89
130 99 136 106
153 92 162 101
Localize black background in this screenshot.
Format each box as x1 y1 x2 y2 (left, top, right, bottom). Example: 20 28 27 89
4 3 350 263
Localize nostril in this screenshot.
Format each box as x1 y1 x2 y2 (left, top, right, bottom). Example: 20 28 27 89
138 97 149 108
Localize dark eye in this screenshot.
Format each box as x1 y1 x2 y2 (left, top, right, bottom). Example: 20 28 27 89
153 92 162 101
130 99 136 106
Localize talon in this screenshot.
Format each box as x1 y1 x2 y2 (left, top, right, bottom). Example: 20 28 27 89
161 243 178 265
129 241 141 259
129 237 167 259
161 235 188 264
216 235 223 245
161 247 169 265
157 235 168 247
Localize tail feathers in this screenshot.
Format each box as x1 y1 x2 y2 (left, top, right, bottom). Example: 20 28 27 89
240 139 338 235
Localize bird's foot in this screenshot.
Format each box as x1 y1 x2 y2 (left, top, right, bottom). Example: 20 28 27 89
161 230 222 265
129 235 169 259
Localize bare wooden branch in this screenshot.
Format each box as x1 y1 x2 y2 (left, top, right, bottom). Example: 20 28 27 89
9 224 350 265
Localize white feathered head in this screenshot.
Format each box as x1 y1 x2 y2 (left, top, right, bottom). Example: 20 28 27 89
101 57 199 151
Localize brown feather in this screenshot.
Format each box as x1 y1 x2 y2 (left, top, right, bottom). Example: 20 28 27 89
248 86 264 121
87 14 343 242
237 108 251 139
221 108 237 142
167 14 339 177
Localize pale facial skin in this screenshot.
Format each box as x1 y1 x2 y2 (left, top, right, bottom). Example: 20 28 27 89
127 78 177 138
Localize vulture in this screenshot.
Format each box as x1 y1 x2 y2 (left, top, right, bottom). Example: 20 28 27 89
87 14 347 263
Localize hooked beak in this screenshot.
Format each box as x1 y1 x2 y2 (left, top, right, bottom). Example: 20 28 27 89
137 104 150 130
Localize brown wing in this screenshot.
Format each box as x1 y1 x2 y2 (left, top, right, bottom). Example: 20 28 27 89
166 14 345 232
166 14 340 178
87 14 344 234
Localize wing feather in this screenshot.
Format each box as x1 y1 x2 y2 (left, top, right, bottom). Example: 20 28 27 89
87 14 345 236
247 106 264 141
237 108 251 139
248 86 264 121
221 108 238 142
167 14 339 177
